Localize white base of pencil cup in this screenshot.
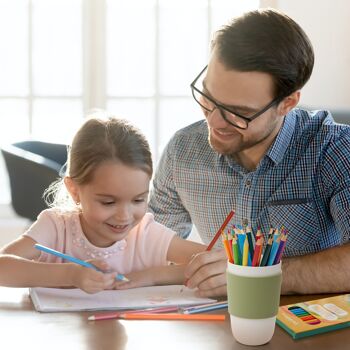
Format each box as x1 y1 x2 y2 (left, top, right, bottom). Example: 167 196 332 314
230 315 276 346
226 262 282 346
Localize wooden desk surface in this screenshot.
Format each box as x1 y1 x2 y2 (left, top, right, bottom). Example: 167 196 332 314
0 287 349 350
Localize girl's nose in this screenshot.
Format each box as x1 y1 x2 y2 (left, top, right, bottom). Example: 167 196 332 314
114 205 131 222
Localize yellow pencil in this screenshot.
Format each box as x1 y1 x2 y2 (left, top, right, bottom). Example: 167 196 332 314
117 313 225 321
242 234 249 266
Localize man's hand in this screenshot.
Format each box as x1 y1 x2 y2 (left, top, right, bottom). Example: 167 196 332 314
184 249 227 297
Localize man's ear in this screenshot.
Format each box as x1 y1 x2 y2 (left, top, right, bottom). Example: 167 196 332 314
64 177 80 203
277 90 300 116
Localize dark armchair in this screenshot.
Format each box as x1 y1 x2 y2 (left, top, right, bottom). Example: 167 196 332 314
1 141 67 221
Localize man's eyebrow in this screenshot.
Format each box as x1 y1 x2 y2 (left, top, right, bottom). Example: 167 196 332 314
202 80 258 113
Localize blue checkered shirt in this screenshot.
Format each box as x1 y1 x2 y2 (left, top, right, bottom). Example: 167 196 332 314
149 109 350 257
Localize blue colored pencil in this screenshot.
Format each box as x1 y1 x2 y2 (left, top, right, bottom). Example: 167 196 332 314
34 243 129 282
180 301 228 314
267 231 281 265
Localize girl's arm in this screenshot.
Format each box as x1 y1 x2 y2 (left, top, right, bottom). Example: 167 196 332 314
166 235 207 263
114 236 207 289
0 236 115 293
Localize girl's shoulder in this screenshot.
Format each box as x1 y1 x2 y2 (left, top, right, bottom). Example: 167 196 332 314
36 207 80 225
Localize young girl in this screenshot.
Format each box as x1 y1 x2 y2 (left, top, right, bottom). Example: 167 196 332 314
0 116 206 293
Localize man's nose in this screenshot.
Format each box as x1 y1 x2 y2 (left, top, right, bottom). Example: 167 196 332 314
206 107 229 127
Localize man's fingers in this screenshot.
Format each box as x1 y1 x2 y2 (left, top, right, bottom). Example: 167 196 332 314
185 248 226 279
186 254 227 288
195 284 227 298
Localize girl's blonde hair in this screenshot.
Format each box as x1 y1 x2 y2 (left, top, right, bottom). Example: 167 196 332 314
45 114 153 209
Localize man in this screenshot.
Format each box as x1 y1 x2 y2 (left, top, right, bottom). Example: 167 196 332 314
149 8 350 297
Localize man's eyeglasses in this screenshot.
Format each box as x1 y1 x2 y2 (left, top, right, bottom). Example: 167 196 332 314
190 65 283 130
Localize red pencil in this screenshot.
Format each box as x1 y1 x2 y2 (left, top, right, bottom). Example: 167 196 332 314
183 210 235 286
251 236 263 267
207 210 235 250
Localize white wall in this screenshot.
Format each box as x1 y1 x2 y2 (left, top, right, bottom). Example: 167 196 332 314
261 0 350 110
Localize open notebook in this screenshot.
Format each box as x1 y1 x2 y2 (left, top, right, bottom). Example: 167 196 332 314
29 285 216 313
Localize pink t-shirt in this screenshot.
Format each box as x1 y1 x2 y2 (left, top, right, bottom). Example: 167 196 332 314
24 209 176 274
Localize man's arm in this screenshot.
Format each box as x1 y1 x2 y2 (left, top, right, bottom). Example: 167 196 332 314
282 243 350 294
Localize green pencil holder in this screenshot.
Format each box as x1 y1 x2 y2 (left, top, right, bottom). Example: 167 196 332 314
226 262 282 346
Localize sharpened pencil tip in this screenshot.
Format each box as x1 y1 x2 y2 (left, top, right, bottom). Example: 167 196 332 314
115 274 129 282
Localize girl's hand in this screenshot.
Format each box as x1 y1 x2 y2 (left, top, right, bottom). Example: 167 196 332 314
111 269 156 290
70 259 115 294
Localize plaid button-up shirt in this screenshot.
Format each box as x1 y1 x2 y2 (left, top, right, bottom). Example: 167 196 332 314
149 109 350 257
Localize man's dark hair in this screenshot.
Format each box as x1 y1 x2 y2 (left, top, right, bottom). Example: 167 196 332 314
211 8 314 99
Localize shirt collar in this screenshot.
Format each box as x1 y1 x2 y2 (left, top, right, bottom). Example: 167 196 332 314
266 111 296 165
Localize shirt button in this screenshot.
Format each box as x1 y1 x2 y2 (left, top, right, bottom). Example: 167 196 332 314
242 218 249 226
245 179 251 187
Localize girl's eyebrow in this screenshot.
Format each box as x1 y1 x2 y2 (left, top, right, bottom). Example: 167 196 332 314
95 190 149 198
202 80 259 113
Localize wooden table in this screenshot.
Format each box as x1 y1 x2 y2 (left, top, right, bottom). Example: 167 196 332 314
0 287 349 349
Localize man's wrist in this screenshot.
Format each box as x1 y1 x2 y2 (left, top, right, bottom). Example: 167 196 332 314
281 257 298 294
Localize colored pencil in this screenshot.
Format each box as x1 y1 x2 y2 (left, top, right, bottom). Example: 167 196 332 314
231 234 241 266
117 313 225 321
251 236 263 267
273 232 288 264
207 210 235 250
242 234 249 266
267 231 281 266
184 210 235 286
88 306 180 321
255 227 263 242
244 226 255 259
34 243 129 282
226 230 234 261
260 230 274 266
221 231 234 263
180 301 228 314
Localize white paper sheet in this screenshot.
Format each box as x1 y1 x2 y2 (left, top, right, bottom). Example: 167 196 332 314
29 285 216 313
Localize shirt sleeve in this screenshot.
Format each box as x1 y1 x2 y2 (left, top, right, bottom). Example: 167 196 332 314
321 128 350 244
148 133 193 238
23 209 63 262
134 213 176 267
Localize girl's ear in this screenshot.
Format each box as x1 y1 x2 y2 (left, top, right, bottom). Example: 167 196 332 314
64 177 80 203
277 90 300 116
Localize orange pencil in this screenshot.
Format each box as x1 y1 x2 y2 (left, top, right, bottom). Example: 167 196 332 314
117 313 225 321
222 231 234 263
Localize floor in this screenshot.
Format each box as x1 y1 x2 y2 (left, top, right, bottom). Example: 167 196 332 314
0 204 31 247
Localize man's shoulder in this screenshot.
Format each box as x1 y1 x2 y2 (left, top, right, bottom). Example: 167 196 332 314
173 119 208 139
167 120 212 154
161 119 220 166
294 108 350 139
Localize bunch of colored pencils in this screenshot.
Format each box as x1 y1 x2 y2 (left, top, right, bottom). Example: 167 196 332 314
221 224 288 267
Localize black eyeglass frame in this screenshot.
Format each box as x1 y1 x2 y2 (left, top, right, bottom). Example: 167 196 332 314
190 65 284 130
